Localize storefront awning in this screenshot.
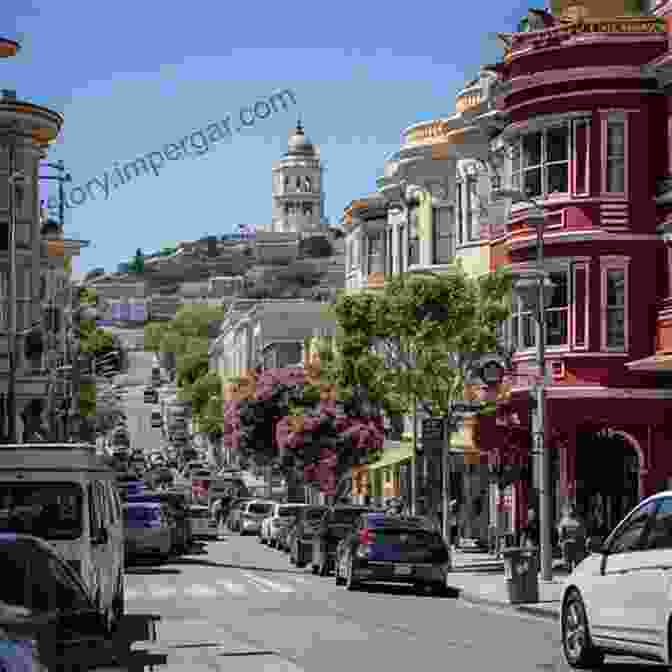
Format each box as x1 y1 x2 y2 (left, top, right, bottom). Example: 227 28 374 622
626 353 672 372
367 441 413 471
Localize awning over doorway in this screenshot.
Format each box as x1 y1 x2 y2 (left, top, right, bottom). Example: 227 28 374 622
367 440 413 471
626 353 672 372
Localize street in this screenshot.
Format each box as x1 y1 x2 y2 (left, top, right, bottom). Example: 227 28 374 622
124 535 580 672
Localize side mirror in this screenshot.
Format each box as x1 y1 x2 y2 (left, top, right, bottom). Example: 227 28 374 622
586 536 606 554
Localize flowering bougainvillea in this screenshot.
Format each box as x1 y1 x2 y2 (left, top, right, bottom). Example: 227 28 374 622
222 364 385 495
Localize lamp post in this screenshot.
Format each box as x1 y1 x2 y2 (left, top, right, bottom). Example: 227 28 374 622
492 188 554 582
40 160 71 230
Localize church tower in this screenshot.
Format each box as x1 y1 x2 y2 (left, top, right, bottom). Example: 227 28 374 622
271 121 326 235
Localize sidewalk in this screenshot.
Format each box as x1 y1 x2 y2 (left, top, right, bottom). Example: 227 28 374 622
449 549 566 621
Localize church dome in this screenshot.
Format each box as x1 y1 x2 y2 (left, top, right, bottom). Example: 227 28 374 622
286 121 315 157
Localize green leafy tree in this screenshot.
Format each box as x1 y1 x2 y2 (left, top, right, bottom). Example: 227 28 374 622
190 371 223 436
144 321 165 354
326 265 512 418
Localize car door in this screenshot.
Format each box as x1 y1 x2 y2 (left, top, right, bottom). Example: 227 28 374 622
585 499 657 646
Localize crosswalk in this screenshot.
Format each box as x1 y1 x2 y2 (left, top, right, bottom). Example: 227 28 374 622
125 573 303 601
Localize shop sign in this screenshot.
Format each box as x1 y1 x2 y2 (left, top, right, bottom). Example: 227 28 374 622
563 18 665 34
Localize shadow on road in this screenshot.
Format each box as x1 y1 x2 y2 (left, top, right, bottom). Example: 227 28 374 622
166 556 308 575
352 583 460 599
124 566 182 575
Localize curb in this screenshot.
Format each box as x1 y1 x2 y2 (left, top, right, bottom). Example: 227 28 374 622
455 588 561 622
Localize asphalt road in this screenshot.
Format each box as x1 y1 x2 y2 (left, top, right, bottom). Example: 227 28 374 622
120 348 163 455
123 534 615 672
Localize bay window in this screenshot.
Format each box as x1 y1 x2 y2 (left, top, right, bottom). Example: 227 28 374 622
605 119 626 194
601 260 628 350
467 177 480 241
510 123 570 198
507 268 570 351
456 178 464 245
398 222 405 272
367 232 384 274
408 209 420 266
432 207 454 264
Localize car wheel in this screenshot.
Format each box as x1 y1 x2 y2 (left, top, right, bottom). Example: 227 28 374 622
311 563 319 575
562 590 604 669
346 556 360 591
111 579 124 632
269 538 276 549
335 557 345 586
296 543 307 568
431 581 447 597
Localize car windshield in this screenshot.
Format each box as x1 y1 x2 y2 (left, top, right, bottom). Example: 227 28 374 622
124 505 161 522
248 503 272 515
331 509 368 524
0 483 84 541
278 506 303 517
0 540 90 613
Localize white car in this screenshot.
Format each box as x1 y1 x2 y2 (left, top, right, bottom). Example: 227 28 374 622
562 490 672 668
240 500 274 536
261 502 306 548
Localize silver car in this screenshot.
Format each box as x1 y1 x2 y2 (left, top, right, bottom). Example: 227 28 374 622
240 500 274 536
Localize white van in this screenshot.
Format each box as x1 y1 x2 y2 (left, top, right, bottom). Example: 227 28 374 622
0 444 125 630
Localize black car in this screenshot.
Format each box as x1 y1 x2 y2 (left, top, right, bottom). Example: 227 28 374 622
289 505 328 568
311 506 371 576
334 513 452 595
0 533 142 670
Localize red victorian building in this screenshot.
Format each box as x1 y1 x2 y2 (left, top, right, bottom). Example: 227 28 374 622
483 0 672 538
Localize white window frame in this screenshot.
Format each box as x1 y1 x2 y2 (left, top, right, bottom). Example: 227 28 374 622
571 261 590 351
455 177 464 245
509 122 571 199
571 118 591 196
508 262 572 353
600 256 630 352
600 111 629 197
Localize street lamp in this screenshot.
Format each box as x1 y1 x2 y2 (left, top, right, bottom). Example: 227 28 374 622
492 187 554 582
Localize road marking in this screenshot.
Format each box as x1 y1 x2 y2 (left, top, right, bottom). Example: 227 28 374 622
242 573 294 593
240 572 271 593
151 586 178 599
215 579 247 595
184 584 219 598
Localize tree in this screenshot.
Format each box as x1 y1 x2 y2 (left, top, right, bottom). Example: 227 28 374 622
326 265 511 418
143 321 165 354
190 371 223 438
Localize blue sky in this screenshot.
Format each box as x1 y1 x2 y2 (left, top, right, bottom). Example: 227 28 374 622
1 0 538 277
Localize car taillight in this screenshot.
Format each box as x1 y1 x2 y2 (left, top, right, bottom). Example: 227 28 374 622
358 528 374 545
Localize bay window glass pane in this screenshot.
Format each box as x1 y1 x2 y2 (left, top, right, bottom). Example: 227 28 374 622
606 270 625 306
522 315 535 348
546 310 568 346
607 122 625 157
548 272 568 307
547 126 569 163
525 168 542 197
607 309 625 348
607 159 625 193
523 133 542 168
547 163 568 194
512 143 521 174
511 316 519 349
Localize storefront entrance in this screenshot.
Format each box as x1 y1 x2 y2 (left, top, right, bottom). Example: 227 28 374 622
575 428 640 537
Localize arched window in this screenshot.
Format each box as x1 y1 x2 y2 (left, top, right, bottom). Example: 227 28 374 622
284 176 289 191
303 203 313 216
304 177 311 192
296 177 302 191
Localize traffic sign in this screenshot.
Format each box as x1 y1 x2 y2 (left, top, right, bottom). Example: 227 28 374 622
421 418 444 442
451 401 482 414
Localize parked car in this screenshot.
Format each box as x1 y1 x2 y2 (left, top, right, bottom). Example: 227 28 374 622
239 500 274 536
289 505 329 567
123 502 172 562
334 512 452 594
560 491 672 669
0 444 125 632
311 506 371 576
188 505 219 540
0 533 134 669
261 503 307 548
126 491 190 553
227 498 254 532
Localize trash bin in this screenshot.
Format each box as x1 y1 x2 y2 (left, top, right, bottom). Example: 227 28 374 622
503 547 539 604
